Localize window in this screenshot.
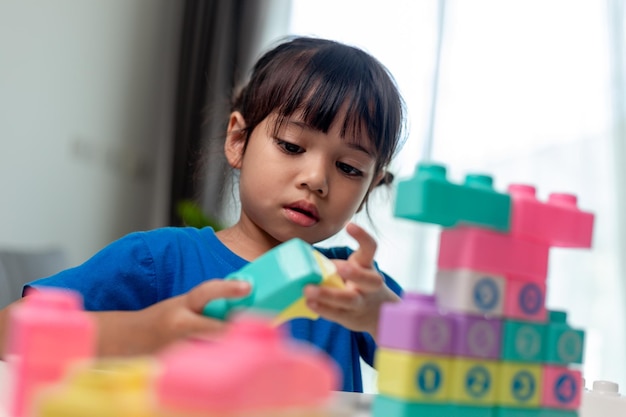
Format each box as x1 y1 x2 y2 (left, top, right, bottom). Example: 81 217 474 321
289 0 626 391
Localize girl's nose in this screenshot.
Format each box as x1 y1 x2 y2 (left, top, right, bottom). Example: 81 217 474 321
298 159 329 197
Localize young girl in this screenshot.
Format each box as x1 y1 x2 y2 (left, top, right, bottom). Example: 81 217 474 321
0 36 406 392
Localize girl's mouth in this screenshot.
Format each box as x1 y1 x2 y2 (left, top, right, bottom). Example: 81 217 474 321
284 202 320 226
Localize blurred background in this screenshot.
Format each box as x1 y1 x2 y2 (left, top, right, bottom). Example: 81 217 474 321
1 0 624 392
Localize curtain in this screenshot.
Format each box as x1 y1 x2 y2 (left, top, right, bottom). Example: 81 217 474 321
169 0 249 226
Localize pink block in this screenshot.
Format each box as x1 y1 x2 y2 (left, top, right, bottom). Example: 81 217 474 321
6 288 96 417
155 315 339 415
541 366 582 409
504 277 547 322
438 226 551 279
508 184 595 248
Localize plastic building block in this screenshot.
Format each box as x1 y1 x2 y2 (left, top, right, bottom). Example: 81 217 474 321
155 315 339 415
34 358 157 417
544 311 584 365
496 363 542 407
375 348 452 402
5 288 96 417
435 269 506 316
394 162 512 231
449 358 498 405
450 313 502 360
438 226 551 279
580 380 626 417
501 320 546 363
372 395 451 417
540 366 582 409
377 293 456 355
508 184 594 248
504 278 547 322
202 238 343 322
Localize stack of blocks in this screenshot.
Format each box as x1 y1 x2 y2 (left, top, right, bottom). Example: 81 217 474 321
373 162 594 417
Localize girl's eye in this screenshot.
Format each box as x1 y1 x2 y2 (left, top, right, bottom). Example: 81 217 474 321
337 162 363 177
276 139 304 154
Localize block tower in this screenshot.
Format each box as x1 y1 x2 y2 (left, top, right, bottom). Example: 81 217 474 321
373 162 594 417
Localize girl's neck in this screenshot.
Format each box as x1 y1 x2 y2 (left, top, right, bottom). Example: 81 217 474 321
215 223 280 262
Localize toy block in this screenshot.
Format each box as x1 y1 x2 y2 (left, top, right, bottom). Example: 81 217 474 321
34 358 156 417
373 395 494 417
378 293 456 355
501 320 546 363
438 226 551 279
5 288 96 417
493 408 542 417
495 409 576 417
541 366 582 409
394 162 511 231
202 238 343 322
504 277 547 322
496 363 542 407
372 395 452 417
508 184 594 248
435 269 506 316
450 312 502 360
544 311 585 365
449 358 498 405
375 348 453 402
155 315 339 415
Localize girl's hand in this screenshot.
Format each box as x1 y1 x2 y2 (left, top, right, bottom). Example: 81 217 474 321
303 223 400 340
96 280 251 356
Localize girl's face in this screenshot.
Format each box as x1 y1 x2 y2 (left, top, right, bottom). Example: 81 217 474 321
225 111 382 248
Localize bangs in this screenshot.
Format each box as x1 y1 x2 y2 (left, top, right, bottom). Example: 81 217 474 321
271 47 381 154
234 37 404 170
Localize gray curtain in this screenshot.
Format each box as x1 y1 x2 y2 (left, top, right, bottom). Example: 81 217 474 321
169 0 265 226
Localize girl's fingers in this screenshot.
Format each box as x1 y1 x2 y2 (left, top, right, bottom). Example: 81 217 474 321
335 262 384 292
345 223 377 268
186 280 251 314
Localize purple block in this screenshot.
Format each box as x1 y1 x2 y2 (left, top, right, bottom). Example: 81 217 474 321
449 312 502 359
378 292 455 355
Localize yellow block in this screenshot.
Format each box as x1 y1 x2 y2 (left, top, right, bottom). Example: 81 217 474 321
376 348 452 402
449 358 498 405
35 358 157 417
496 362 542 407
274 250 344 325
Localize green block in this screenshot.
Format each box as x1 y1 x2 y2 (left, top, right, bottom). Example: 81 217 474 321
372 395 450 417
539 410 577 417
544 310 585 365
394 162 511 231
202 238 322 319
495 408 542 417
501 320 546 363
450 405 494 417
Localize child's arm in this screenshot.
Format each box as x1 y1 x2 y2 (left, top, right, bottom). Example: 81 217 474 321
303 223 401 341
0 280 251 359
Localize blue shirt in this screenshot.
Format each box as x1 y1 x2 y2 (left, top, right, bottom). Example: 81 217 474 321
27 227 403 392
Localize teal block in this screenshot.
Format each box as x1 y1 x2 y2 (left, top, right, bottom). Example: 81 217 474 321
202 238 322 319
501 320 546 363
496 408 576 417
544 310 585 365
450 405 494 417
372 395 451 417
495 408 542 417
394 162 511 231
539 410 577 417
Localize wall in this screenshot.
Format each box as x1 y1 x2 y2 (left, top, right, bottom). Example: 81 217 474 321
0 0 182 267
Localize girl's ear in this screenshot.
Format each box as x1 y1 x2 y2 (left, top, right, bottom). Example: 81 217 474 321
225 111 247 169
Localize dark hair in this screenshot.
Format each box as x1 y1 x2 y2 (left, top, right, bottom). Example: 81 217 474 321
232 36 405 183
